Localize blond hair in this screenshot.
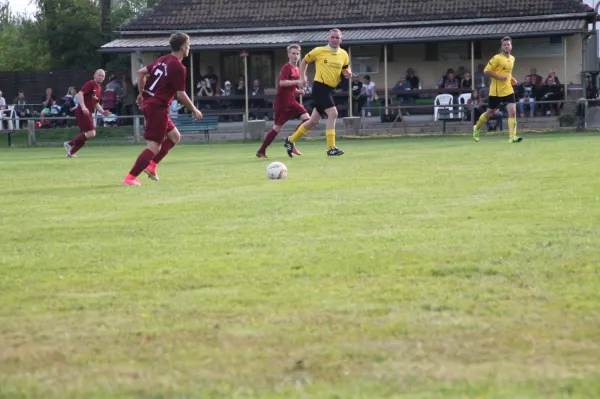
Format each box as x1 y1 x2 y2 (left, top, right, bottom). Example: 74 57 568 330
287 44 301 52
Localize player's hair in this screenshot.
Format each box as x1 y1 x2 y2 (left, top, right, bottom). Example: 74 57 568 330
329 28 342 36
170 32 190 52
287 44 301 52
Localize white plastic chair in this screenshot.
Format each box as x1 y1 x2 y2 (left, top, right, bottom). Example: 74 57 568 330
0 105 15 130
458 93 472 120
434 94 454 121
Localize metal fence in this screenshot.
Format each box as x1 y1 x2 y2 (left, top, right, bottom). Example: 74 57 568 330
0 99 590 148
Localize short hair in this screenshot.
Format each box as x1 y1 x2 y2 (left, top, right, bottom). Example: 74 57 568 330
329 28 342 36
287 44 301 52
364 75 371 81
501 36 512 44
170 32 190 52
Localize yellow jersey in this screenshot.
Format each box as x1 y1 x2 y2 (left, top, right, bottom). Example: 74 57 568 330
304 46 350 89
485 53 515 97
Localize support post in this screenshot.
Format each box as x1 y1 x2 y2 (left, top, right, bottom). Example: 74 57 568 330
348 46 353 117
384 45 388 115
471 41 475 91
243 52 249 140
190 50 194 106
564 37 568 101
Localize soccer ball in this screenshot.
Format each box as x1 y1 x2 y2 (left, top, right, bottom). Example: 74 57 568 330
267 161 287 180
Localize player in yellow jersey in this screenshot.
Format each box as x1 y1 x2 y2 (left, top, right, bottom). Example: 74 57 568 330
473 36 522 144
284 29 351 157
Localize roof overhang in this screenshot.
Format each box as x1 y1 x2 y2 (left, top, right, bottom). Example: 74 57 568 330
116 13 596 35
101 19 588 53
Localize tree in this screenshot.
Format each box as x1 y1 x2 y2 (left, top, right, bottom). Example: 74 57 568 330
32 0 104 69
0 1 52 71
105 0 148 70
0 0 148 71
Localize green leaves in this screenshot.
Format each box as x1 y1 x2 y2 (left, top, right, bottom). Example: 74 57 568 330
0 0 146 71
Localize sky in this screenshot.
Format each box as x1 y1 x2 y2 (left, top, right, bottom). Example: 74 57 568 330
7 0 38 16
6 0 600 17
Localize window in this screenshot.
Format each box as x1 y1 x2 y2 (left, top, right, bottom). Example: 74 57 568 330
249 53 274 86
351 55 379 74
350 45 380 74
425 41 482 61
220 51 275 88
511 37 564 58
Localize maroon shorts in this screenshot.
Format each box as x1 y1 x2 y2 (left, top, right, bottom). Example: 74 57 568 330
274 101 307 126
75 109 94 133
143 104 176 143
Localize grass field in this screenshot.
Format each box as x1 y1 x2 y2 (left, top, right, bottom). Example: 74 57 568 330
1 133 599 398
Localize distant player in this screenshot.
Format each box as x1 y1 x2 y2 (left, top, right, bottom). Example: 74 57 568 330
473 36 522 143
284 29 351 157
63 69 111 157
123 32 203 186
256 44 309 158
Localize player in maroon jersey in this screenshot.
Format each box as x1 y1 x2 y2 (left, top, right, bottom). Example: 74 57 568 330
256 44 309 158
123 32 203 186
63 69 111 157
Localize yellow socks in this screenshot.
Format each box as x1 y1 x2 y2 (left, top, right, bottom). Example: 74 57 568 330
508 117 516 137
475 113 489 130
290 125 336 149
290 125 308 143
326 129 336 149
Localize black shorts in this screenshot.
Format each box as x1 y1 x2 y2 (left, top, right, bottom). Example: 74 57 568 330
311 81 336 114
488 93 516 110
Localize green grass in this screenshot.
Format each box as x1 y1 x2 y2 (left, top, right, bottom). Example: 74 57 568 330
1 133 600 398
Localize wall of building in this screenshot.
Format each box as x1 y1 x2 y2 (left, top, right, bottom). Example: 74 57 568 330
133 34 584 93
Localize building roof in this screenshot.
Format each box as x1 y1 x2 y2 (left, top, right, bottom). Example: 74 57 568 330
102 19 587 52
119 0 593 32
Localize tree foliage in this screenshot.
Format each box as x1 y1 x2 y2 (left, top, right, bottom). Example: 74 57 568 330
0 1 52 71
0 0 146 72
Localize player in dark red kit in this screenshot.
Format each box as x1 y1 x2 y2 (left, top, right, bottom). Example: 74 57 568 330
63 69 111 157
123 32 203 186
256 44 309 158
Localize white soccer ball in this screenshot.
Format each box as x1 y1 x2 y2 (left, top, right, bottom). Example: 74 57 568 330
267 161 287 180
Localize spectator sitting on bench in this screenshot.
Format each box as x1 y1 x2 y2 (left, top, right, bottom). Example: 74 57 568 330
517 76 537 117
406 68 420 90
528 67 544 86
543 69 561 86
13 91 31 124
393 74 413 115
441 71 460 100
540 77 563 116
363 75 377 117
196 79 213 109
438 68 454 88
351 74 366 115
460 71 472 89
219 81 234 121
0 90 6 129
40 88 56 118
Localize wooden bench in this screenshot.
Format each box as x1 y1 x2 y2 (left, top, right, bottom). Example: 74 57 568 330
172 115 219 142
